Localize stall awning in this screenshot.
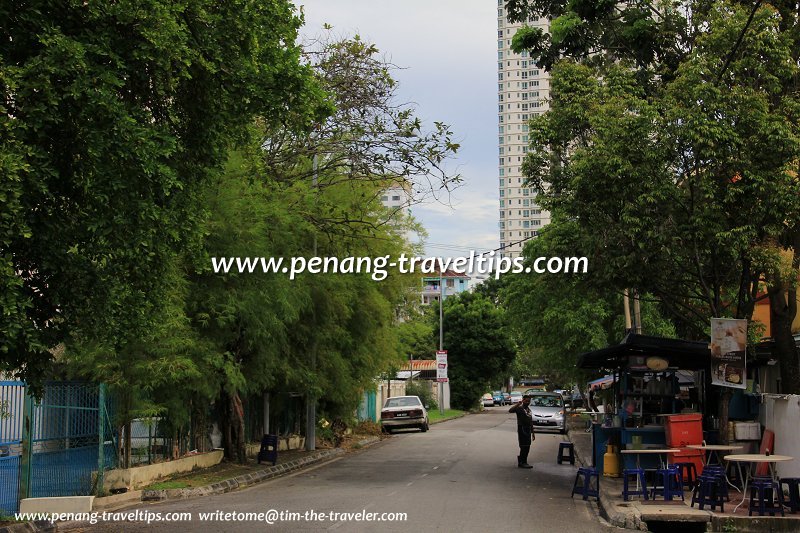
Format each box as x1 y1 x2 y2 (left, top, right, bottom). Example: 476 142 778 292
577 333 710 371
588 375 615 390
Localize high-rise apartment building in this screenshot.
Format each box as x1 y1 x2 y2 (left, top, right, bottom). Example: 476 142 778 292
497 2 551 258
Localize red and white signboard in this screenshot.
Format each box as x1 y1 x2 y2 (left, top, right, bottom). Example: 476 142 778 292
436 350 448 382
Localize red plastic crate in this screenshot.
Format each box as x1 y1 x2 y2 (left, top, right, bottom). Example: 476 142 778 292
664 414 703 447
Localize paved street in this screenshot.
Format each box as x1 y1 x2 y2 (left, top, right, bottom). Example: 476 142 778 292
65 409 614 532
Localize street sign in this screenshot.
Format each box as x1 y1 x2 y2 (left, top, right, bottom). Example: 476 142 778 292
436 350 448 382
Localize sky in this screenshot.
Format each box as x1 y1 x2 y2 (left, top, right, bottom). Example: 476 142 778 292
297 0 498 260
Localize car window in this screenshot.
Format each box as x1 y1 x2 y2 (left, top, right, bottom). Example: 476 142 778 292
531 396 562 407
385 397 421 408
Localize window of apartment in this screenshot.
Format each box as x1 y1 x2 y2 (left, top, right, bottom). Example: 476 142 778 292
498 62 503 70
522 60 528 68
522 125 529 132
498 51 503 60
530 101 540 108
498 93 504 103
499 169 504 177
529 91 539 98
499 157 505 165
522 92 528 101
499 178 504 186
523 189 530 196
523 221 530 228
500 231 505 239
446 279 454 288
381 196 388 202
521 71 528 79
498 104 503 112
521 82 528 90
522 146 528 153
523 210 529 217
523 199 529 206
497 8 503 16
498 40 503 49
524 231 530 238
499 147 504 155
498 114 504 123
532 220 541 226
499 211 504 218
532 69 539 76
499 189 504 197
498 72 504 81
499 125 504 134
532 209 541 215
521 50 528 57
498 30 503 38
522 114 529 120
532 231 538 237
498 83 503 91
392 195 400 201
522 135 528 142
521 103 528 111
499 222 505 229
531 80 539 86
499 200 505 207
498 136 504 145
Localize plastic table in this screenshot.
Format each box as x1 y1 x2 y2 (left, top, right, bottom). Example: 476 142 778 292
724 454 794 512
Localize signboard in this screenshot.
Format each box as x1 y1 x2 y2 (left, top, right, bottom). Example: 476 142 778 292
436 350 448 382
710 318 746 389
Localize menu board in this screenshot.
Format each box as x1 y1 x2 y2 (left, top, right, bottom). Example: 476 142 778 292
710 318 747 389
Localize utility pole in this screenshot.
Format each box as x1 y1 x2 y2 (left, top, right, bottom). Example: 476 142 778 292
439 271 445 415
305 154 318 451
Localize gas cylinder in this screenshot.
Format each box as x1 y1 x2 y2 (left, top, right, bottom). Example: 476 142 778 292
603 444 621 477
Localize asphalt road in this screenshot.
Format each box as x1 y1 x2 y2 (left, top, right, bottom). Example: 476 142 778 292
65 408 616 532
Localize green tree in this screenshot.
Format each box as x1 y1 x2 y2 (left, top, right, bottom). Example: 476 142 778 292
443 292 516 410
513 3 800 394
0 0 326 384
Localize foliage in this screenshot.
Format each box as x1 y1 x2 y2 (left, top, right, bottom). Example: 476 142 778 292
442 292 516 410
405 381 438 411
508 2 800 392
504 219 675 386
0 0 326 384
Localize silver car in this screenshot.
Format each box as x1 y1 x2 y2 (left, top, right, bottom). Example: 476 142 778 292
528 392 566 434
380 395 429 433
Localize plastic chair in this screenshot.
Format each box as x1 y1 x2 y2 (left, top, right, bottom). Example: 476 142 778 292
749 478 785 517
650 466 684 501
691 474 725 512
557 442 575 465
673 462 697 490
571 467 599 501
622 468 648 501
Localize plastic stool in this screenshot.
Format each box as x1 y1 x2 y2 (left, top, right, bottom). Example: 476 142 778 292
257 434 278 465
779 478 800 514
673 462 697 490
700 464 729 501
691 474 725 511
571 467 599 501
749 478 785 517
650 466 684 501
557 442 575 465
622 468 648 501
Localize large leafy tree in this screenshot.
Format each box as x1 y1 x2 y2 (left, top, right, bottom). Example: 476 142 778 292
443 292 516 410
1 0 326 383
510 1 800 392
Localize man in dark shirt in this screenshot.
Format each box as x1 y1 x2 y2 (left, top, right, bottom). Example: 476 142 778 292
509 394 536 468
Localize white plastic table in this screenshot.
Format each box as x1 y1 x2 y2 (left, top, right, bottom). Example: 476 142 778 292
724 454 794 512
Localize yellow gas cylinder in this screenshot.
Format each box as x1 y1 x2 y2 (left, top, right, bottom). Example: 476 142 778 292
603 444 621 477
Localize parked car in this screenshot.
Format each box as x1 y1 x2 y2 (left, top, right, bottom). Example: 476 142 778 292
502 392 511 405
492 391 505 406
528 392 566 433
482 393 495 407
508 391 524 405
381 395 429 433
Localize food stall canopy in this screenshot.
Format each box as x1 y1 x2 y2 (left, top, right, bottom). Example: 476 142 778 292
577 333 709 370
588 375 615 390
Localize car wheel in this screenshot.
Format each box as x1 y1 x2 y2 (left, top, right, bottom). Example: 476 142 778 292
420 420 429 432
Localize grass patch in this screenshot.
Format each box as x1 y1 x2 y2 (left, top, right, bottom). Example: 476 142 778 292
428 409 465 423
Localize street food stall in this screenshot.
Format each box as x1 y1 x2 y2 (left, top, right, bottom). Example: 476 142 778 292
578 333 711 473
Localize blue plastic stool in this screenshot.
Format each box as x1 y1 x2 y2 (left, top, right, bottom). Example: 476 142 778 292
691 474 725 511
650 466 684 501
622 468 648 501
557 442 575 465
749 478 785 517
779 478 800 514
571 467 599 501
701 464 729 501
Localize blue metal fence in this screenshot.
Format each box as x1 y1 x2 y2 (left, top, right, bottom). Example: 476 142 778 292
0 381 24 516
0 381 114 515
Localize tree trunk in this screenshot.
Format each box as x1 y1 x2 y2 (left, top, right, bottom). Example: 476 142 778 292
221 390 247 463
718 389 732 445
767 230 800 395
123 420 132 469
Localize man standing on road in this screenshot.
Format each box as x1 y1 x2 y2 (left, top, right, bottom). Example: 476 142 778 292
509 394 535 468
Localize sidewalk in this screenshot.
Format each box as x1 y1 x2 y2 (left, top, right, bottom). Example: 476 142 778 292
567 419 800 532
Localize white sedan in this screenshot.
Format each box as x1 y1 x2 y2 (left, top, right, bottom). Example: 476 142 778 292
380 395 429 433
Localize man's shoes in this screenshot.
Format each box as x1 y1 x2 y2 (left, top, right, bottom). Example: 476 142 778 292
518 462 533 469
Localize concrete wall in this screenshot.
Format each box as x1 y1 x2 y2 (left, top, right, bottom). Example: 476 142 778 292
760 394 800 478
103 449 223 491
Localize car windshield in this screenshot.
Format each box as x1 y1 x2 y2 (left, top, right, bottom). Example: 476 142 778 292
531 396 562 407
385 397 421 408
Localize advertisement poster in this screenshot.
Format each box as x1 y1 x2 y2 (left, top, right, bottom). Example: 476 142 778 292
436 350 448 383
710 318 747 389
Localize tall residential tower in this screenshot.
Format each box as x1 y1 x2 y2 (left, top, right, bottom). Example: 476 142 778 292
497 3 551 258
